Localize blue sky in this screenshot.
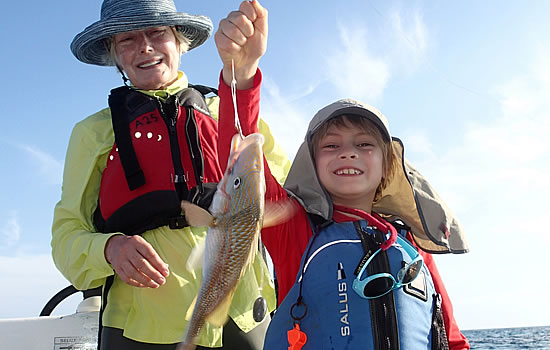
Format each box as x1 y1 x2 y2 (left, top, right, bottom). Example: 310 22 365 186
1 0 549 331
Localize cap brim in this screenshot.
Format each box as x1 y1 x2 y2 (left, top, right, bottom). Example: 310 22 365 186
308 100 392 143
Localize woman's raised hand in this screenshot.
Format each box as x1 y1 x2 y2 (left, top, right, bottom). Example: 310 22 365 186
215 0 268 89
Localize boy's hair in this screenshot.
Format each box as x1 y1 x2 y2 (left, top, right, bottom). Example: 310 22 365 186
311 114 396 201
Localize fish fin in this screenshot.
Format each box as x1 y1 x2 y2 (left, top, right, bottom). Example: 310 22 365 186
241 224 260 279
262 199 298 228
186 237 205 272
205 289 235 327
181 200 214 227
185 295 198 321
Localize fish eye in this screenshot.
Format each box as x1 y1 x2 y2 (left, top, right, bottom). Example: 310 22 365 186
233 177 241 189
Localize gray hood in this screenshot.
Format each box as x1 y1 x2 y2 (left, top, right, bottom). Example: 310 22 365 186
284 99 469 254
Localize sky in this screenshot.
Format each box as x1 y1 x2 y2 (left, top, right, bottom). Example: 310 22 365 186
1 0 549 332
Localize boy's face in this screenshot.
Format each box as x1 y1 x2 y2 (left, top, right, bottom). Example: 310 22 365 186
314 122 384 212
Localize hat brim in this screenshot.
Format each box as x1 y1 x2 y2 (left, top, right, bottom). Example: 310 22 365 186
71 13 213 66
308 102 392 143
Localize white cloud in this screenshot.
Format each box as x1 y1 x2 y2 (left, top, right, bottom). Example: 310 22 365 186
325 23 390 103
0 211 20 248
404 44 550 212
323 8 428 104
414 53 550 329
399 130 437 161
259 8 430 160
261 76 311 159
17 144 63 185
388 8 428 74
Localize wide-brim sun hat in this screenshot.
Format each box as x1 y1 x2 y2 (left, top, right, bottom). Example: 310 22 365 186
71 0 213 66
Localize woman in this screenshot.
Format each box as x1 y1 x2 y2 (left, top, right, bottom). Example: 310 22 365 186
51 0 289 349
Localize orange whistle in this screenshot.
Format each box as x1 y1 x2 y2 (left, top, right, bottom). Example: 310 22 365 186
287 323 307 350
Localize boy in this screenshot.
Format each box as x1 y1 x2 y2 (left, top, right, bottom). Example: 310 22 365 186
218 91 469 349
215 1 469 349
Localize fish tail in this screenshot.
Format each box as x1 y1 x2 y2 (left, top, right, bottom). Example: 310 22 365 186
176 342 196 350
181 300 204 350
178 325 201 350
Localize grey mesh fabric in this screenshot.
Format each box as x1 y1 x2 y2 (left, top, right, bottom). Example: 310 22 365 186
284 99 469 254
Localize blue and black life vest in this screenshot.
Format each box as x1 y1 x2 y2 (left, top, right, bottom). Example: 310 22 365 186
93 84 220 236
264 219 449 350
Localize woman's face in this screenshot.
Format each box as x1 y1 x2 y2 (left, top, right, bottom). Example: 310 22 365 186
113 26 180 90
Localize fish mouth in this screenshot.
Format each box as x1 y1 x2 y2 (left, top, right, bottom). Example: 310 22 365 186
334 168 363 175
238 133 265 151
138 59 162 68
226 134 265 172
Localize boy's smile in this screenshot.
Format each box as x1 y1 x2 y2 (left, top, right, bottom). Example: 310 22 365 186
334 168 363 175
314 123 384 213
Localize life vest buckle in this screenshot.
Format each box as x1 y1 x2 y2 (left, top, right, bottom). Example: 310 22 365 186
168 216 188 229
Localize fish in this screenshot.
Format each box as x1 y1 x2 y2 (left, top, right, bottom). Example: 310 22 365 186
177 133 294 350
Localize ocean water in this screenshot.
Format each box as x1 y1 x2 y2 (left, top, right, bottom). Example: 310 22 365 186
463 326 550 349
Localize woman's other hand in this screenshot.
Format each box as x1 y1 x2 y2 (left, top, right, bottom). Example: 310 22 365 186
215 0 268 89
104 235 170 288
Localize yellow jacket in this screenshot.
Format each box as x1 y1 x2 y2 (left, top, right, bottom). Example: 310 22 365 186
51 71 290 345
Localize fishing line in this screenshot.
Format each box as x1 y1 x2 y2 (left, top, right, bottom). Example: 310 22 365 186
230 57 267 322
231 59 245 140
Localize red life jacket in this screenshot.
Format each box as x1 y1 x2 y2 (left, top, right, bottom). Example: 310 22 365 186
93 85 222 235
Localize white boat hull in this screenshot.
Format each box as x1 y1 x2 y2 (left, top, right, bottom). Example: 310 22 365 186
0 297 100 350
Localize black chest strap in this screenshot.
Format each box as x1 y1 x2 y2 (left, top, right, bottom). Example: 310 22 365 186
108 86 147 191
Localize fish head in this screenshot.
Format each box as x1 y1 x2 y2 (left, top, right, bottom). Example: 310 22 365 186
211 133 265 217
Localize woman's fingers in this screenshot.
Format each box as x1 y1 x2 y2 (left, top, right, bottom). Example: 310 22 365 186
216 0 267 55
248 0 268 37
239 0 258 24
117 259 155 288
219 15 250 47
135 239 170 278
215 0 268 88
105 235 169 288
225 1 266 43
